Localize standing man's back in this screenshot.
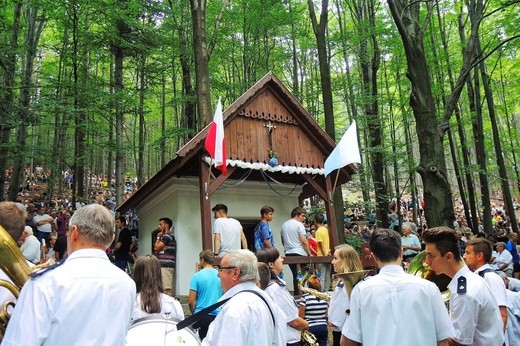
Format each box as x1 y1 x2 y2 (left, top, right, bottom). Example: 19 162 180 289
281 207 310 296
342 229 452 346
212 204 247 257
3 204 136 345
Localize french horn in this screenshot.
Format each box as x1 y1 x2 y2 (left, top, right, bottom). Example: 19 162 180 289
0 225 32 341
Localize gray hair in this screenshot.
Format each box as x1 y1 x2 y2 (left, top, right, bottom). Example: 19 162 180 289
402 222 417 233
226 249 259 283
69 204 114 247
24 226 33 235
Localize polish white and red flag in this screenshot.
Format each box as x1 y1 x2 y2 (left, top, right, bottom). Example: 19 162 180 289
205 97 227 175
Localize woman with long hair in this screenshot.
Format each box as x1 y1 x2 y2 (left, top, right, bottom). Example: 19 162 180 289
256 247 308 346
131 255 184 322
329 244 363 346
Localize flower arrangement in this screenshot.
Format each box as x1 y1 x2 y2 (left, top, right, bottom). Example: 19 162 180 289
268 149 278 167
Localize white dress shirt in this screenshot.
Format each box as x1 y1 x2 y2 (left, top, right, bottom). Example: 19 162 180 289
202 281 284 346
3 249 136 346
448 265 504 345
343 265 453 345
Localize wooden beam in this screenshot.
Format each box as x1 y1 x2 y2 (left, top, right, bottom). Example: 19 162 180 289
208 166 237 196
302 174 327 200
282 256 333 265
199 157 212 250
325 174 340 249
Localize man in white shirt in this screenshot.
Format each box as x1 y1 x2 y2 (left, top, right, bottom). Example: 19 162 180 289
463 238 508 330
212 204 247 257
32 206 54 243
19 226 41 264
203 250 283 345
281 207 311 296
3 204 136 346
423 226 504 346
496 242 514 277
341 228 452 346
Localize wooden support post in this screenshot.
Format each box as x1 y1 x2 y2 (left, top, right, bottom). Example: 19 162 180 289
325 174 340 249
199 157 212 250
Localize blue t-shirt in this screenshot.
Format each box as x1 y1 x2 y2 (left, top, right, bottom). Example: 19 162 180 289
506 240 519 264
254 221 274 251
189 268 223 314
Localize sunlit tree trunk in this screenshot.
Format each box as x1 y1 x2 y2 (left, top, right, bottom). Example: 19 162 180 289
190 0 212 127
0 2 22 199
478 45 519 233
8 5 45 201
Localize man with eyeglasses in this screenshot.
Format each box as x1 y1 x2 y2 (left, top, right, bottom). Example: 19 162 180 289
202 250 284 345
281 207 311 296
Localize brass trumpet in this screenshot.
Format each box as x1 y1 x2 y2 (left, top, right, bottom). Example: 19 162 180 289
0 225 32 341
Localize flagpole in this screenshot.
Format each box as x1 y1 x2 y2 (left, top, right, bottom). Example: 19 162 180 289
206 157 212 199
332 169 341 195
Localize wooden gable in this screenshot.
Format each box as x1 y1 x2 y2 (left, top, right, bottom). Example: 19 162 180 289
227 89 324 168
119 71 355 213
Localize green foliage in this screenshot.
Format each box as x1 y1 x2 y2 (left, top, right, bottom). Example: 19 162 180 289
1 0 519 206
306 205 325 223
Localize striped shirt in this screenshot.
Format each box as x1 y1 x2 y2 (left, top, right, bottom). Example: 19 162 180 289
299 293 328 328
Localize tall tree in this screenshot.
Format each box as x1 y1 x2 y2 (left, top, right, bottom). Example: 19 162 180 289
478 45 519 233
308 0 344 238
347 0 387 227
0 2 22 197
387 0 483 227
8 4 45 201
112 0 130 207
436 4 478 232
190 0 212 127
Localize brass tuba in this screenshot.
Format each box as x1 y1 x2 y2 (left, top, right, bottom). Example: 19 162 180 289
0 225 32 341
333 270 370 297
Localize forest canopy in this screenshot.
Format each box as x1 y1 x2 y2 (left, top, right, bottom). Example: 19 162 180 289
0 0 519 232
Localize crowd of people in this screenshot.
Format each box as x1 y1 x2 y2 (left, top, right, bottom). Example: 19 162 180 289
2 194 520 345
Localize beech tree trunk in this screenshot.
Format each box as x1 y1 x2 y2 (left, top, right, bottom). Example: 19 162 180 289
8 5 44 201
0 2 22 199
478 45 519 234
190 0 212 127
387 1 455 227
308 0 344 238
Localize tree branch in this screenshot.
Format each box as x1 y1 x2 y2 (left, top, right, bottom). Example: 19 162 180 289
441 33 520 129
207 0 229 58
